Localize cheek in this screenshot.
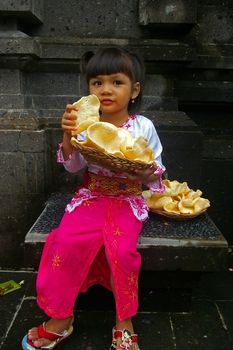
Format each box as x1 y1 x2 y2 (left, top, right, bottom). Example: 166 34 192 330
89 86 100 98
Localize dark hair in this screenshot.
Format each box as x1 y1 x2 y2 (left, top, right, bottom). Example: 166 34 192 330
81 47 145 113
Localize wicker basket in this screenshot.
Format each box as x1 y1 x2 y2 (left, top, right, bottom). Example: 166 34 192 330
71 138 152 174
150 208 207 220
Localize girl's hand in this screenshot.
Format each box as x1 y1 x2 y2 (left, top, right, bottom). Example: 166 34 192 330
125 163 158 184
61 104 78 134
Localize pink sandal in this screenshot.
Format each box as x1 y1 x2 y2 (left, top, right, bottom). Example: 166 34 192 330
110 328 140 350
22 322 73 349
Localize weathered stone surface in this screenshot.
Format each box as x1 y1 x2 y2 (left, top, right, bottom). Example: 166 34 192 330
37 37 195 63
24 0 140 38
0 130 20 151
144 110 203 188
171 300 232 350
0 111 39 130
24 72 80 95
139 0 197 25
25 95 77 110
0 0 44 24
195 3 233 45
0 94 25 109
143 96 178 111
0 192 45 268
18 130 44 152
24 153 46 193
203 139 233 159
144 74 174 96
0 153 27 194
0 69 21 93
160 130 203 188
201 159 233 247
175 81 233 103
0 36 40 56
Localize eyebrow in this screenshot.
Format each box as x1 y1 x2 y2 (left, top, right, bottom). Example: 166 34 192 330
91 73 126 79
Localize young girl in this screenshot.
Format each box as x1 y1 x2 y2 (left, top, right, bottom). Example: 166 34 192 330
22 47 165 350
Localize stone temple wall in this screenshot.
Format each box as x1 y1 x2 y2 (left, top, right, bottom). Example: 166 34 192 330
0 0 232 267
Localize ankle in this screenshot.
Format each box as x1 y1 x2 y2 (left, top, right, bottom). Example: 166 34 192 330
45 316 74 333
115 318 134 333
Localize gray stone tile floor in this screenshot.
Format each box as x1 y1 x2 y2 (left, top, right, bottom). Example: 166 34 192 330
0 269 233 350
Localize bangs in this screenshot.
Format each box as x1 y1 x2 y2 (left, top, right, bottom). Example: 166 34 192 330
85 48 135 82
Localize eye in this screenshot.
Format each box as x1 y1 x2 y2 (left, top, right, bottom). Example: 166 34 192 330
113 80 122 86
91 80 102 86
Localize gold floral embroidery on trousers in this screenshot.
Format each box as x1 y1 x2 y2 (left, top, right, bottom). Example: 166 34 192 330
52 254 62 268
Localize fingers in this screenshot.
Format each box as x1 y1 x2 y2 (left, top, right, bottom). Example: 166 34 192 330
61 104 78 134
63 104 78 119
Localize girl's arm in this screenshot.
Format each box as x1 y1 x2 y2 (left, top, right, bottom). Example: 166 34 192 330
61 104 77 160
126 118 165 191
57 104 87 173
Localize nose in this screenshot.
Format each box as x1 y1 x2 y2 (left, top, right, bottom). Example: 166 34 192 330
100 82 112 95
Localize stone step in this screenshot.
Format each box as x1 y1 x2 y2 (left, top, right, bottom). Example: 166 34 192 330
24 193 228 272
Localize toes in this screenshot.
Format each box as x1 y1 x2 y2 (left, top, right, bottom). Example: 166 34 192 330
27 328 38 340
33 338 51 348
27 330 51 348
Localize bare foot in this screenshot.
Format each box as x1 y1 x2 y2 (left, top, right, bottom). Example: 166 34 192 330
28 316 73 348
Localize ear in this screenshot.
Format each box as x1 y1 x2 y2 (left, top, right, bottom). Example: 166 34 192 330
131 82 140 100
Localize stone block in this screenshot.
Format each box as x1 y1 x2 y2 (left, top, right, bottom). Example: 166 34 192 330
0 0 43 24
142 96 178 111
203 139 233 160
195 4 233 44
26 95 76 109
0 70 21 93
201 158 233 247
18 130 45 153
114 0 141 38
136 41 195 62
160 130 203 189
44 128 82 193
0 130 20 152
0 230 24 268
0 149 45 196
0 193 44 268
0 152 26 194
175 80 233 103
0 37 40 56
24 153 45 194
23 72 80 96
0 94 24 109
145 110 203 188
0 110 39 130
29 0 139 38
144 75 174 96
38 37 195 65
139 0 197 26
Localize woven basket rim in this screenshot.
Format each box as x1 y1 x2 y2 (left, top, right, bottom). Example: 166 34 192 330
150 208 207 220
71 138 153 172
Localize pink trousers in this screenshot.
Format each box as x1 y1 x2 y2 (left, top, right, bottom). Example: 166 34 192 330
36 196 142 322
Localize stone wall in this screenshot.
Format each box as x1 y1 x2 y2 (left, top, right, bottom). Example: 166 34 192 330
0 0 232 267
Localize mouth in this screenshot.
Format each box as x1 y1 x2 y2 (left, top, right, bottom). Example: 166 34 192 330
101 99 113 105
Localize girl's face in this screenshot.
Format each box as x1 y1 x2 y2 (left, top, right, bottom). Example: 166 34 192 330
89 72 140 122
